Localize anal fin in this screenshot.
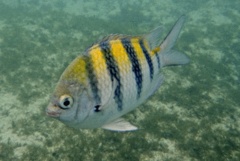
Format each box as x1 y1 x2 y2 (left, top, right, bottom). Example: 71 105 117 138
102 118 138 132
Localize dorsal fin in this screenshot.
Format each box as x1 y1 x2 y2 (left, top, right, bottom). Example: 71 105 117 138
86 34 140 52
100 34 126 41
99 34 140 42
144 26 164 51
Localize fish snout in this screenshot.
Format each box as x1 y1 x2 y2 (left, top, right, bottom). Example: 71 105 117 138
46 104 61 118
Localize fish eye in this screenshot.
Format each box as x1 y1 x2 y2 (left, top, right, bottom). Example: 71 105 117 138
59 95 73 109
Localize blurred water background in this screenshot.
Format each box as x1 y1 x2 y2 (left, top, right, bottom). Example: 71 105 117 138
0 0 240 160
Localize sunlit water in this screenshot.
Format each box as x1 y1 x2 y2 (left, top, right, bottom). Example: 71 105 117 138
0 0 240 160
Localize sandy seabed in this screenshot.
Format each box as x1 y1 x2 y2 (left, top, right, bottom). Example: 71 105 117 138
0 0 240 160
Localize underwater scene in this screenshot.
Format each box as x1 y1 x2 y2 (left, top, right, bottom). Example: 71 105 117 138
0 0 240 160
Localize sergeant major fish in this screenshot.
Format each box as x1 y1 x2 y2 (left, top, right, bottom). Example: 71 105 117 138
46 16 189 132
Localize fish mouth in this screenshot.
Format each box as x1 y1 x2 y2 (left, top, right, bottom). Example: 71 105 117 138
46 104 61 118
46 110 61 117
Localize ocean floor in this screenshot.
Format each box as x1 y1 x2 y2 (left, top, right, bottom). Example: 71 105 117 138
0 0 240 160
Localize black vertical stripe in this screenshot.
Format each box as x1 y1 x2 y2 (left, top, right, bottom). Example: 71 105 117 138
85 55 101 104
154 51 161 69
139 39 154 80
99 41 123 111
121 38 142 98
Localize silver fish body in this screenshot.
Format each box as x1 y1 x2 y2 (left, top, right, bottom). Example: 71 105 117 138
46 16 189 131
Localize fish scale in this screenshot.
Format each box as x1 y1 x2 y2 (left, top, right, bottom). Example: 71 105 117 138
121 38 143 98
99 41 123 110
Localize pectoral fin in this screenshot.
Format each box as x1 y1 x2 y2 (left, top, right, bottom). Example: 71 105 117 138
102 118 138 132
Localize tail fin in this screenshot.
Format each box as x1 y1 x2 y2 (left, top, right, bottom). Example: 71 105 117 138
160 16 190 67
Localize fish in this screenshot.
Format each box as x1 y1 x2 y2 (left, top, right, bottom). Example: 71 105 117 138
46 16 189 132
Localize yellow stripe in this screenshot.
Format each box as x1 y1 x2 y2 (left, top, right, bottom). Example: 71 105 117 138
89 45 108 80
131 38 146 67
152 46 161 54
110 40 131 74
61 56 87 85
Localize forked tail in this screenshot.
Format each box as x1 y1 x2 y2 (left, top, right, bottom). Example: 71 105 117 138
159 16 190 67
